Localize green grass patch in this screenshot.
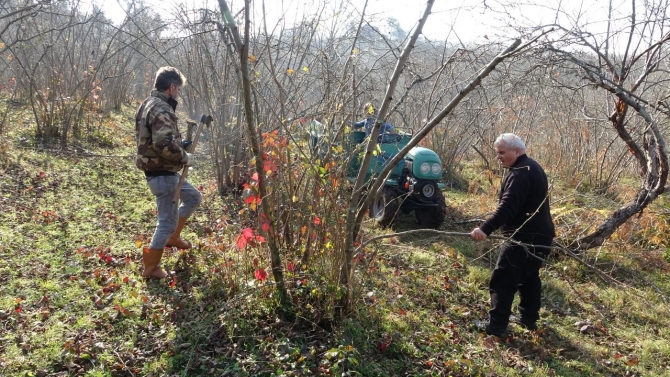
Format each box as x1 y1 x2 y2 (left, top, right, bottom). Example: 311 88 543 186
0 103 669 376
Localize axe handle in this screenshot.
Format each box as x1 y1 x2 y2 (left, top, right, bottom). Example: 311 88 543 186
172 119 207 203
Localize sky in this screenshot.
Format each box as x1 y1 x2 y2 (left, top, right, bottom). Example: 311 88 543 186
89 0 632 44
89 0 524 42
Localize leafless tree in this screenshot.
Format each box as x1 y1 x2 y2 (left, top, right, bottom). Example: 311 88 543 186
485 0 670 251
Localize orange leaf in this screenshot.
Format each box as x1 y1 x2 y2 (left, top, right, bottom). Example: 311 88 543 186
627 356 639 366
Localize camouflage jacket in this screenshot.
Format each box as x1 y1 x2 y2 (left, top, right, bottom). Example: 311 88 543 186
135 90 187 173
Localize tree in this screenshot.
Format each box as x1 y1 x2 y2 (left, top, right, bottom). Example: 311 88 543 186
492 0 670 251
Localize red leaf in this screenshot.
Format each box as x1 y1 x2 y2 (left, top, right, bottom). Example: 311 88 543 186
261 214 271 232
378 340 390 352
251 172 259 182
236 234 248 249
242 228 254 240
244 194 255 205
255 235 265 243
254 268 267 281
15 306 22 313
169 276 177 288
123 276 130 284
253 258 259 267
313 216 321 225
263 158 278 173
287 262 295 272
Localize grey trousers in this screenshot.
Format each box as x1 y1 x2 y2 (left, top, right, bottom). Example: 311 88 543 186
146 174 201 249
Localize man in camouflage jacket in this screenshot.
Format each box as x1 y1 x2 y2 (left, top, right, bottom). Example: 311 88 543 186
135 66 202 279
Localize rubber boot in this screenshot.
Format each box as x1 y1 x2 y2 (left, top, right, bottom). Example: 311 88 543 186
142 248 167 279
167 217 192 249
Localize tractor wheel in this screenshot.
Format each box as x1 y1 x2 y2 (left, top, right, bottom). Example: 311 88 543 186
415 189 446 229
370 187 399 227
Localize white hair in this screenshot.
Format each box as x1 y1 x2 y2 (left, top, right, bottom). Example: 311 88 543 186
494 133 526 152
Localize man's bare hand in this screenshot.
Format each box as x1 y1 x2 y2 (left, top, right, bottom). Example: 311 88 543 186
470 227 488 241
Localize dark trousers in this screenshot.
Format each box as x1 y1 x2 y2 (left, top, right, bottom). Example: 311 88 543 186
488 237 552 329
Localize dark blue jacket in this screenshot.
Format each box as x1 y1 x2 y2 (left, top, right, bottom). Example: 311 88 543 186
353 117 395 136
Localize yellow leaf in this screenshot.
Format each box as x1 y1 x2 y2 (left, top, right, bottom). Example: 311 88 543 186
248 54 257 62
292 195 298 202
0 42 4 49
286 68 294 75
135 240 142 248
254 71 260 78
353 48 359 54
302 66 309 72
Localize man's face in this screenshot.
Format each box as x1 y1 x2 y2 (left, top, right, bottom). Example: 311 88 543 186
495 142 521 167
168 83 182 99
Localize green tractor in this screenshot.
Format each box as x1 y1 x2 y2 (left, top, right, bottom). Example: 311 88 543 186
310 121 447 228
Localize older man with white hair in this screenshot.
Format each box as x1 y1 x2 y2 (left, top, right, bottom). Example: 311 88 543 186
471 133 555 337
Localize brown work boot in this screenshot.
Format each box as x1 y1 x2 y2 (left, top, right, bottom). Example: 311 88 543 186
142 248 167 279
166 237 192 249
166 217 193 249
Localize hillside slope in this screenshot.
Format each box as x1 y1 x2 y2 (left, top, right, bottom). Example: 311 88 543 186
1 106 669 376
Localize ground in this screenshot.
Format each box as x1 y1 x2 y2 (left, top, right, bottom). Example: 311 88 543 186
0 104 669 376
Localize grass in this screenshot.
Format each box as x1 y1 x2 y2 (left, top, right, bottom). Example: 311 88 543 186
1 102 670 376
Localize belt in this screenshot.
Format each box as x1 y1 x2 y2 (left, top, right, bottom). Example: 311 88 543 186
145 170 177 177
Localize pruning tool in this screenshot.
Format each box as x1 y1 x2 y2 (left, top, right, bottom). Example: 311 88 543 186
173 114 213 203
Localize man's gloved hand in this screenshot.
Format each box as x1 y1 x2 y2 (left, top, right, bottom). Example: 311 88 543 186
182 140 193 150
185 153 195 166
